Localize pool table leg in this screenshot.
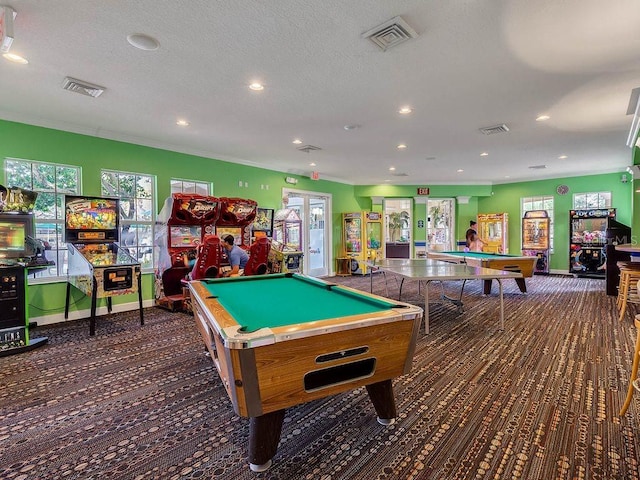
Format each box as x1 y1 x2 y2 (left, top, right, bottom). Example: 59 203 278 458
248 409 286 472
514 277 527 293
366 379 397 425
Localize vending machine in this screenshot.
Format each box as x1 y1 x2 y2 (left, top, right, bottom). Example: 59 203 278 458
522 210 550 274
342 211 383 275
477 213 509 254
569 208 615 277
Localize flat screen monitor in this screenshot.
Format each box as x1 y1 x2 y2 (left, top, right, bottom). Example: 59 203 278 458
0 213 35 259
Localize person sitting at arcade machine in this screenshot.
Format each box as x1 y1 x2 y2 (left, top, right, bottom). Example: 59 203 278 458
222 234 249 277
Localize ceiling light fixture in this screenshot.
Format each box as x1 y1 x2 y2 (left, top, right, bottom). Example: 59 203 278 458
292 139 302 144
558 155 568 159
480 152 488 157
457 169 464 173
126 33 160 51
536 115 550 121
249 83 264 91
343 124 360 130
2 52 27 64
389 167 396 171
397 144 407 150
398 106 412 114
309 162 316 166
176 119 189 126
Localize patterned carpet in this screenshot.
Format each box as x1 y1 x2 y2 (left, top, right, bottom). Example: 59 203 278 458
1 274 639 480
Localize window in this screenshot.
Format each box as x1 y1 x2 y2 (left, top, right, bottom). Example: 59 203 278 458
521 196 554 252
101 170 155 269
170 178 211 195
573 192 611 209
4 158 80 278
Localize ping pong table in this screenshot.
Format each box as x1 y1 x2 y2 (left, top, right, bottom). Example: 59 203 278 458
367 258 522 334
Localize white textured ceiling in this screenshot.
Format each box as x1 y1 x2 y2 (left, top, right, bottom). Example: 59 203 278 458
0 0 638 185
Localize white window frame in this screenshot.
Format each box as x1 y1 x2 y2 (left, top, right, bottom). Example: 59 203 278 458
572 192 612 209
101 169 156 271
4 157 81 280
170 178 212 195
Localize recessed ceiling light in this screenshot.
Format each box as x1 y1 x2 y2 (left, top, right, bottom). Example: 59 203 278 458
457 169 464 173
398 106 412 114
249 83 264 91
389 167 396 171
480 152 489 156
343 124 360 130
127 33 160 51
292 139 302 144
558 155 568 159
384 179 390 182
536 115 550 121
2 53 28 64
309 162 316 166
397 144 407 150
176 119 189 126
505 175 510 178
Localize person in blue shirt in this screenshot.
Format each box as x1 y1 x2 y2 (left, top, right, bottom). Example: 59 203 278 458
222 234 249 277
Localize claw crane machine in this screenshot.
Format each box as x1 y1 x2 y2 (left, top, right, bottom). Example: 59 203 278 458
269 208 303 273
341 211 383 275
477 213 509 254
64 196 142 336
522 210 550 274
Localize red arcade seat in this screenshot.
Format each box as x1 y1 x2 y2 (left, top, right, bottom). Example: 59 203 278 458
190 234 222 280
244 237 271 276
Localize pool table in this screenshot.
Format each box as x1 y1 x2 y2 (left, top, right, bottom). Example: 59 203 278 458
427 251 536 294
188 273 423 472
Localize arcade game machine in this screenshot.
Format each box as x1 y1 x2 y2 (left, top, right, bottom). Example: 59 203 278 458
251 207 274 241
341 211 383 275
154 193 220 311
477 213 509 254
64 195 142 336
215 197 258 272
0 185 48 356
269 208 303 273
521 210 550 274
605 217 631 296
569 208 615 277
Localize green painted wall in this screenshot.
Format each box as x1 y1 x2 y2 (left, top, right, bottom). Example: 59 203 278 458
0 120 359 318
1 119 633 322
478 173 632 271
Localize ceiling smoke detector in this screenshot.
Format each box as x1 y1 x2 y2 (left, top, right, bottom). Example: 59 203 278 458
362 16 418 51
479 124 510 135
62 77 106 98
297 144 321 153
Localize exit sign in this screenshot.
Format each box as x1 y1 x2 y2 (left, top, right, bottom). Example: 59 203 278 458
417 187 430 195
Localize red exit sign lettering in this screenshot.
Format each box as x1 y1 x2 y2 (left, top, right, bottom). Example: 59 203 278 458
417 187 430 195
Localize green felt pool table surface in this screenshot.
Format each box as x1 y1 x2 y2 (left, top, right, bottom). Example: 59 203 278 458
199 273 399 331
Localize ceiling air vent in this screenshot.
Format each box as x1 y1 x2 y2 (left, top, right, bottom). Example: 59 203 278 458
479 124 509 135
62 77 106 98
392 172 409 177
362 16 418 51
529 164 547 170
297 145 321 153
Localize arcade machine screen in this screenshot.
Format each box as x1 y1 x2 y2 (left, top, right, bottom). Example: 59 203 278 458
169 226 202 248
64 196 119 243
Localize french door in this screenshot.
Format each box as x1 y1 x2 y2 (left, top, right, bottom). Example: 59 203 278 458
283 188 332 277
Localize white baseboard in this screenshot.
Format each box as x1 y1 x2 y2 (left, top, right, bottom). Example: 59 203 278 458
30 299 156 327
